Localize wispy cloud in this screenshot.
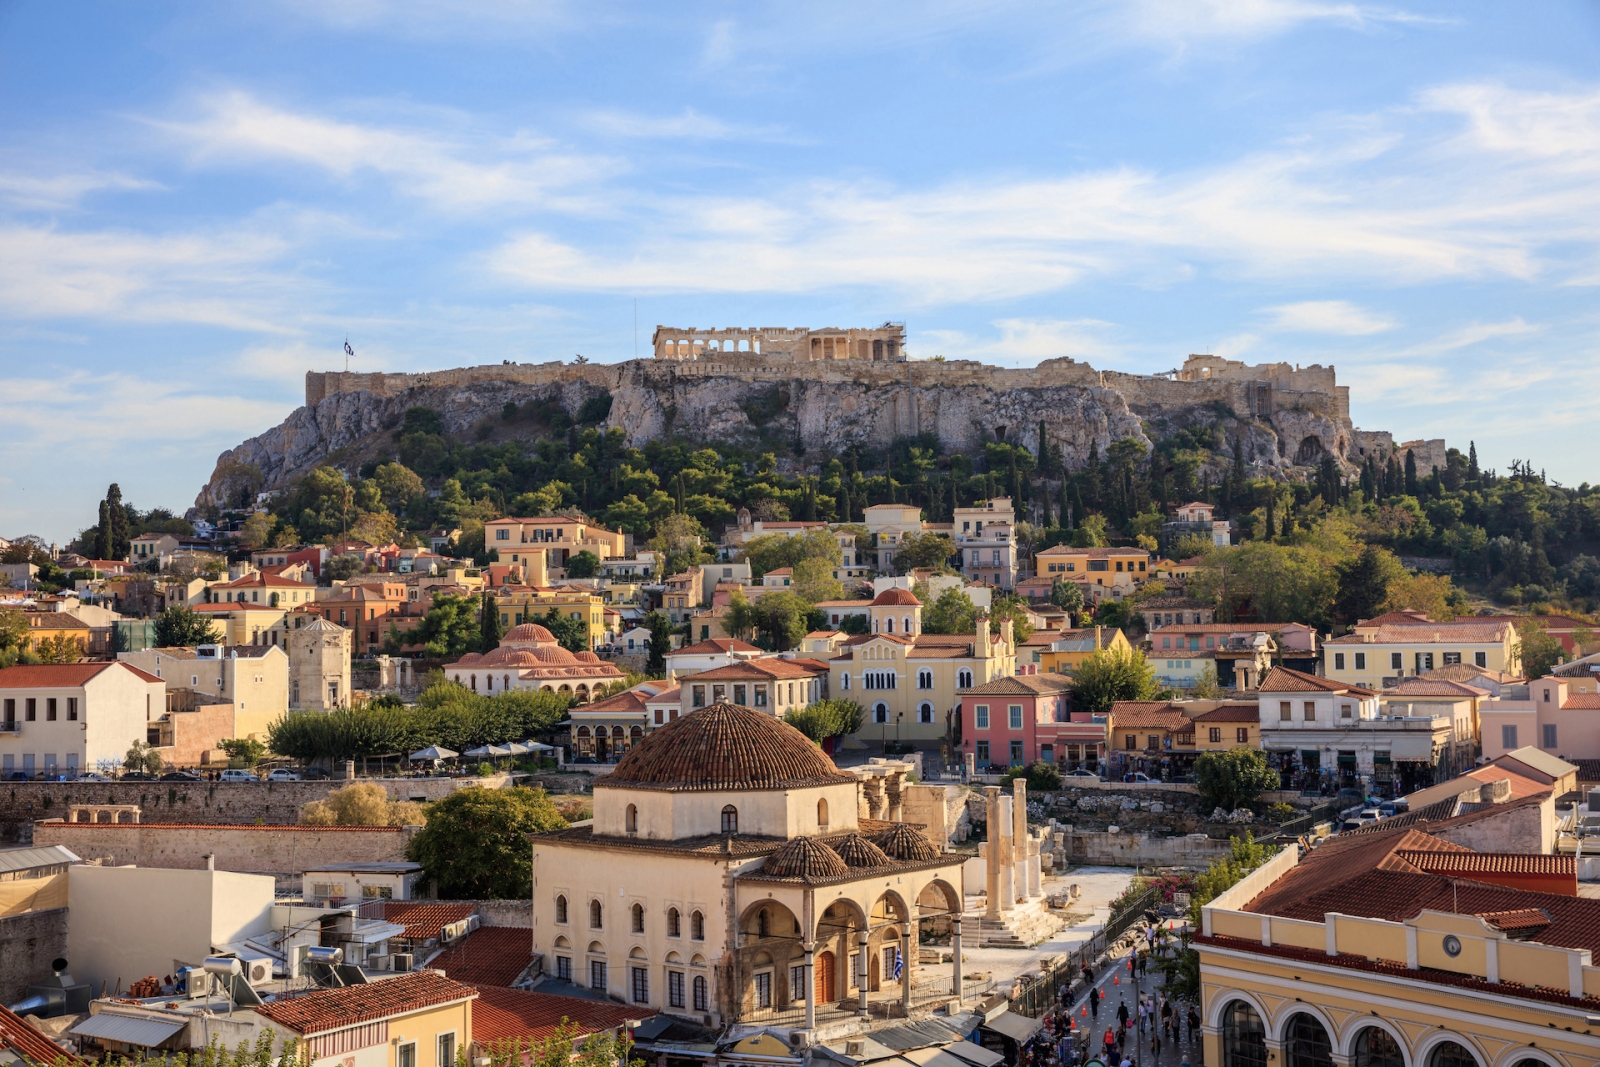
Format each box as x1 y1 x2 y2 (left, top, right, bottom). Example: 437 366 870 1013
1111 0 1439 47
0 170 162 211
582 107 795 143
916 317 1124 365
1262 300 1398 335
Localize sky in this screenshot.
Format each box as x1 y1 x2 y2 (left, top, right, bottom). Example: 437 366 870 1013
2 1 1598 544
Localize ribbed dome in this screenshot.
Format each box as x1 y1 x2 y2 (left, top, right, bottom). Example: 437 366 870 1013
503 623 556 646
763 836 849 878
829 832 893 868
574 650 601 663
600 703 858 792
872 822 941 861
871 588 921 606
455 652 483 665
532 646 578 665
500 650 541 666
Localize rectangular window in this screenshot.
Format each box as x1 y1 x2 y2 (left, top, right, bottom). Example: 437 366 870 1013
398 1044 416 1067
733 684 747 705
590 960 607 991
45 699 56 721
1163 637 1171 649
1543 724 1558 748
631 967 649 1004
1475 651 1487 667
1501 724 1517 749
975 705 989 729
496 529 509 540
1340 704 1352 719
2 699 11 725
1303 702 1316 721
1236 728 1249 743
883 946 899 982
754 685 767 706
1390 652 1402 670
1009 740 1023 765
1209 728 1221 743
753 971 772 1008
437 1033 455 1067
1279 701 1291 721
556 956 572 981
1334 653 1345 670
1088 559 1107 572
791 965 806 1001
1125 733 1137 750
25 699 35 722
1355 652 1366 671
975 740 990 763
1442 652 1461 665
692 685 705 708
668 970 685 1008
1008 705 1023 730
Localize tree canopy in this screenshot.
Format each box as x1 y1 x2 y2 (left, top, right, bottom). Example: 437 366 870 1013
407 787 568 899
1067 646 1159 715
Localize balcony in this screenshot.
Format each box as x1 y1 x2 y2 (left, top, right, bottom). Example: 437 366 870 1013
0 721 17 735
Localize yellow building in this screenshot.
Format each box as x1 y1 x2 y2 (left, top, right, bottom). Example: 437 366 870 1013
1190 702 1261 751
1033 545 1150 594
256 971 475 1067
1035 626 1133 674
484 515 627 580
494 588 608 650
189 603 288 647
1197 826 1597 1067
1325 611 1522 690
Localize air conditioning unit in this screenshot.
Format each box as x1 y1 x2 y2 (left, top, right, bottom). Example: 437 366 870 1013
244 958 273 986
392 953 413 973
184 970 212 999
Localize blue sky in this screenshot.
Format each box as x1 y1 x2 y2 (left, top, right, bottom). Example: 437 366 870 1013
2 1 1598 543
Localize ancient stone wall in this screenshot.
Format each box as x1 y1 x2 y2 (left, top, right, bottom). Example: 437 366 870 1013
33 821 417 875
0 906 68 1004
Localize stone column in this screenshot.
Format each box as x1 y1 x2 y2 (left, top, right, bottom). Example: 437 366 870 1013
857 930 871 1016
998 796 1015 911
802 942 816 1030
984 786 1002 920
885 769 905 822
951 917 963 999
900 924 914 1016
1012 778 1030 900
1028 833 1043 897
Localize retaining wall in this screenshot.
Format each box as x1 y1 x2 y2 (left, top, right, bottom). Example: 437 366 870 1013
33 821 418 876
0 906 69 1004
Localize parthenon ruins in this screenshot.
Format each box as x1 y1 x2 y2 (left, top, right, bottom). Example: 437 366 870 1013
651 322 906 362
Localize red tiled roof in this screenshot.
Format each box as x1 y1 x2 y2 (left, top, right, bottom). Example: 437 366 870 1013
1461 766 1550 800
1395 850 1574 876
469 985 644 1045
597 703 856 792
1107 702 1188 730
669 638 760 656
0 1003 84 1065
382 902 478 941
1328 621 1514 644
1259 666 1374 696
1477 908 1551 931
0 662 160 689
1191 703 1260 723
1562 693 1600 709
45 822 401 832
255 971 476 1035
576 689 651 715
958 675 1072 696
430 926 534 987
871 588 921 606
689 659 825 681
1381 678 1489 697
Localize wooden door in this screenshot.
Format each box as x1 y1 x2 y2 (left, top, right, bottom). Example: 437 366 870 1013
816 951 836 1003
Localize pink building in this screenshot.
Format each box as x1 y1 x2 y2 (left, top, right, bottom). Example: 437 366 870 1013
958 675 1105 771
1481 676 1600 762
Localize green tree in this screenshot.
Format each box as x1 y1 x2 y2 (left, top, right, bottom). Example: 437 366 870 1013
1068 646 1158 714
1192 662 1221 699
479 592 504 652
123 740 164 776
0 609 27 653
106 483 130 559
791 556 844 604
1050 578 1084 615
837 612 871 635
1168 533 1216 561
407 787 568 899
219 738 267 767
410 594 482 658
1195 748 1281 811
536 607 587 652
784 698 864 742
155 606 224 648
302 782 425 826
892 531 956 573
643 610 674 676
1518 620 1565 679
1333 543 1406 627
1070 513 1108 548
564 550 600 578
649 513 710 578
1004 760 1062 791
739 528 842 577
987 593 1035 642
921 587 978 635
751 590 811 651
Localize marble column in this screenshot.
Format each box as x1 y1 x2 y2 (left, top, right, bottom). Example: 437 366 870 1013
998 795 1016 911
1012 778 1031 900
857 930 871 1016
951 918 963 999
984 785 1002 919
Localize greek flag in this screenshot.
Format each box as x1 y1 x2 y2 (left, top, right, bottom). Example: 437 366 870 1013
344 340 355 357
892 951 903 980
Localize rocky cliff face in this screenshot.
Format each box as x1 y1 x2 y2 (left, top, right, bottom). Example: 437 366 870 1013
194 358 1342 510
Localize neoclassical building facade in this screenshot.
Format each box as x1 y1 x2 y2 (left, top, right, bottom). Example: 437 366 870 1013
528 704 968 1036
443 622 624 702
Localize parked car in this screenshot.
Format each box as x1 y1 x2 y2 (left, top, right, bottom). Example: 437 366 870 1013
1064 769 1101 779
265 769 302 781
1124 772 1158 784
300 767 330 780
118 772 156 781
160 771 201 782
219 769 259 782
76 773 112 782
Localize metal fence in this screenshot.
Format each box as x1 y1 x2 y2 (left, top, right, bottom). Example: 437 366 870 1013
1008 885 1159 1019
1261 801 1341 842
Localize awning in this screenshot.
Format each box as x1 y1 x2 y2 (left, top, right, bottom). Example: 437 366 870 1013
980 1011 1043 1043
942 1042 1005 1067
901 1049 974 1067
71 1013 187 1047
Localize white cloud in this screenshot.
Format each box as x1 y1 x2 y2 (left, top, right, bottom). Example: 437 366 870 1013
0 170 162 210
582 107 794 143
1262 300 1398 335
156 92 618 212
1112 0 1435 46
916 317 1123 364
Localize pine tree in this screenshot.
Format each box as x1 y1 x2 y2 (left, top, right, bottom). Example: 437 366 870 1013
1404 449 1419 497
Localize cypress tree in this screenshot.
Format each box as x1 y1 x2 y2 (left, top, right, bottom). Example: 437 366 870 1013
106 483 129 560
1467 441 1479 482
1037 420 1051 476
95 499 112 561
479 592 503 652
1264 494 1275 540
1404 449 1419 497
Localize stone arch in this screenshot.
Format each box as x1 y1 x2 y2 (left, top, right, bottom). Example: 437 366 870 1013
628 946 647 961
587 940 605 955
1219 997 1268 1067
738 898 801 940
1413 1035 1484 1067
1493 1053 1565 1067
1207 988 1271 1031
916 878 961 915
1344 1021 1411 1067
665 950 683 965
1276 1003 1340 1046
553 935 570 950
1295 435 1326 465
1282 1010 1336 1067
870 888 911 927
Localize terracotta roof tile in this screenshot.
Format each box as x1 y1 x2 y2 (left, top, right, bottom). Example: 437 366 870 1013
430 926 534 987
0 1003 84 1065
763 836 849 878
872 822 941 861
1561 693 1600 709
1107 702 1188 730
688 659 825 681
958 675 1072 696
255 971 476 1035
830 832 893 869
595 703 857 792
381 902 478 942
1395 850 1575 876
1259 666 1374 696
1328 621 1514 644
871 589 921 606
1381 678 1489 697
0 662 154 689
470 985 644 1045
1191 703 1261 723
1476 908 1551 931
670 638 761 656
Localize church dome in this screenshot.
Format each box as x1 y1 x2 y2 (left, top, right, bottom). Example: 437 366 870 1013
501 650 541 666
871 588 921 607
531 646 578 665
762 836 849 878
872 822 942 861
455 652 483 665
503 623 557 647
600 703 858 793
574 650 601 663
829 832 893 868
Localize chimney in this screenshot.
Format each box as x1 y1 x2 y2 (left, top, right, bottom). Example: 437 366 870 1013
205 853 215 871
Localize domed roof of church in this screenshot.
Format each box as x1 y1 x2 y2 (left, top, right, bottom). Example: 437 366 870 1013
574 650 601 663
599 703 858 793
531 646 578 665
829 832 893 868
871 588 922 607
762 836 849 878
872 822 942 861
454 652 483 665
503 623 557 646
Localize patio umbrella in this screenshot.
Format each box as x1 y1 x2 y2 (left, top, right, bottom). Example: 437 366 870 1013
523 742 557 752
463 745 494 758
486 744 513 757
503 742 530 755
410 746 457 760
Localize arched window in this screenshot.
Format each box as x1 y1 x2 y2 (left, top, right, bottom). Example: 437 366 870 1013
691 911 705 940
721 805 738 834
693 974 708 1011
903 616 911 634
917 669 932 689
486 674 493 691
1285 1014 1334 1067
667 908 681 937
1222 1001 1266 1067
919 702 934 724
817 798 829 828
631 903 645 934
958 669 972 688
504 674 510 690
555 895 568 924
625 804 638 833
874 703 888 723
1353 1029 1404 1067
757 908 770 938
590 899 603 929
885 617 894 633
1428 1044 1477 1067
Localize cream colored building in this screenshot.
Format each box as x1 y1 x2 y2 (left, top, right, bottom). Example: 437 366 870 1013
530 704 966 1035
257 971 476 1067
1033 544 1150 594
287 618 351 710
1325 611 1522 690
484 515 627 580
190 602 288 648
0 662 167 779
862 504 924 573
118 644 288 739
828 589 1016 743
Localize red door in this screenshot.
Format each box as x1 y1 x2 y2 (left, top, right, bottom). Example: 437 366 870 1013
816 951 836 1002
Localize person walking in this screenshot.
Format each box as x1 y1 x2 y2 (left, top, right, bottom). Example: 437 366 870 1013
1117 1000 1130 1029
1188 1007 1201 1040
1104 1028 1118 1060
1090 988 1100 1020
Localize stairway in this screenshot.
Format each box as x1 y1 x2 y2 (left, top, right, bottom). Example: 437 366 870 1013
967 898 1067 948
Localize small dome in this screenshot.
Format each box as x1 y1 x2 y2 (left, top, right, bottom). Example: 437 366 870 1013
763 836 849 878
532 646 578 665
871 588 921 607
455 652 483 665
829 832 893 868
574 650 600 663
502 650 541 666
872 823 941 861
503 623 557 646
601 703 857 792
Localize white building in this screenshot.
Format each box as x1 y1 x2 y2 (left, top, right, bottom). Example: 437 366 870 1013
0 662 166 779
952 497 1018 590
